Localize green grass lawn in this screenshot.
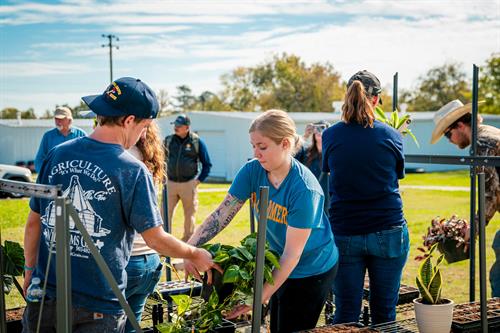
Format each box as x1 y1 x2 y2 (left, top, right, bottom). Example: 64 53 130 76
1 170 498 312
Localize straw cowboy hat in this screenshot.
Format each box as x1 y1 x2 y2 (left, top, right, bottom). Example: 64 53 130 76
430 99 483 144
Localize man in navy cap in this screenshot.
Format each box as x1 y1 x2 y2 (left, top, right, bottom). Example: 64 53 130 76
164 114 212 241
23 78 218 332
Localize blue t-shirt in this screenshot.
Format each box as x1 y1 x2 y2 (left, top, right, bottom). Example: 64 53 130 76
30 137 163 314
229 158 338 278
35 127 87 173
322 120 405 235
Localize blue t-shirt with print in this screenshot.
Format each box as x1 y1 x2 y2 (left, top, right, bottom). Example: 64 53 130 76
322 120 405 235
30 137 163 314
229 158 338 278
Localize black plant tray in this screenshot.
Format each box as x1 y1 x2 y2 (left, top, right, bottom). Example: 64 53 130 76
156 280 202 300
451 297 500 333
299 322 378 332
363 278 419 305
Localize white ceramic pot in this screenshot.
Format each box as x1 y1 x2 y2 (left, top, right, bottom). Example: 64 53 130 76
414 298 454 333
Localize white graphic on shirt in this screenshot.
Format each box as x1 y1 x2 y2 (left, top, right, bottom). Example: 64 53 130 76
42 174 111 258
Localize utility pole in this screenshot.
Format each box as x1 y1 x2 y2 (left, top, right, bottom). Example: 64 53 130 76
101 34 119 85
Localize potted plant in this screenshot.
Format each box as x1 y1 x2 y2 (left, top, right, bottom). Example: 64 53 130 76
413 243 454 333
1 239 26 333
154 233 280 333
374 106 419 147
421 215 469 263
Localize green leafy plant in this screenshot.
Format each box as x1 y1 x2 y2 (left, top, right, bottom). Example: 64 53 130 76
375 106 420 147
156 233 281 332
415 243 446 304
205 233 280 296
1 239 25 296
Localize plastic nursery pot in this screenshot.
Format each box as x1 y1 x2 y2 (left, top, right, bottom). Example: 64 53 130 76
414 297 454 333
437 238 470 263
200 268 235 302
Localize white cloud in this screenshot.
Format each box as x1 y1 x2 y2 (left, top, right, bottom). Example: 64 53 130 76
1 61 93 77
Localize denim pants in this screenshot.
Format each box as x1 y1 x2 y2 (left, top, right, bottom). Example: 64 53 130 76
22 298 126 333
491 229 500 297
332 224 410 325
125 253 162 333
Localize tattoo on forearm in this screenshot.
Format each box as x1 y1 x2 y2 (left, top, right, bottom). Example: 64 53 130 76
194 194 244 246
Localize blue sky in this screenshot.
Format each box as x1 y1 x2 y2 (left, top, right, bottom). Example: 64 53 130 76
1 0 499 116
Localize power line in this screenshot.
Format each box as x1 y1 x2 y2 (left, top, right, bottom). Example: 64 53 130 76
101 34 119 85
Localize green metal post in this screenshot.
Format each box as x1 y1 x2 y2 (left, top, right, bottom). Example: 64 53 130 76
56 196 72 332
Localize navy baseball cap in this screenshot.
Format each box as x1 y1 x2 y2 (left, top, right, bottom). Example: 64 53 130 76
171 114 191 126
347 70 383 104
81 77 159 119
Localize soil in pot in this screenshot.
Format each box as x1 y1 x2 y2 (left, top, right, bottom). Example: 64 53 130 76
6 307 24 333
201 269 235 302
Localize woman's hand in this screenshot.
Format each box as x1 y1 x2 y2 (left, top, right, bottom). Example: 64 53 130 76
225 304 252 320
184 248 222 283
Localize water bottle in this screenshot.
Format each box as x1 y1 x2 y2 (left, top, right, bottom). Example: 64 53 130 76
26 277 44 302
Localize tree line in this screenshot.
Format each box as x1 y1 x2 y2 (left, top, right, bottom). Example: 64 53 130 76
2 52 498 119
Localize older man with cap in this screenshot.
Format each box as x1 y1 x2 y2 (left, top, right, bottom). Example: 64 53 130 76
23 78 218 332
164 114 212 241
34 106 87 173
431 99 500 297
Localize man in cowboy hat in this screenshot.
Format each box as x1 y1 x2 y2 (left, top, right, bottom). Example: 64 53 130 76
431 99 500 297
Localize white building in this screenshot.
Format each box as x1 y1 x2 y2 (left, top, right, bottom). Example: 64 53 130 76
1 112 499 181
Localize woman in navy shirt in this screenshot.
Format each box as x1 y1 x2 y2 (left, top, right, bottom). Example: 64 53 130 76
322 70 410 325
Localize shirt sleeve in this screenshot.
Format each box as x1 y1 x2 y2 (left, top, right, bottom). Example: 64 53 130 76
228 162 252 202
127 168 164 233
30 148 54 213
34 133 49 173
197 139 212 182
393 132 405 179
287 190 323 229
322 133 330 173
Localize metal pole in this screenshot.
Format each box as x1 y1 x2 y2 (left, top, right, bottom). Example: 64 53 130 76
251 186 269 333
477 172 488 333
393 72 398 112
250 200 255 234
0 230 7 333
67 205 143 333
55 196 72 332
109 37 113 84
162 182 172 282
469 64 479 301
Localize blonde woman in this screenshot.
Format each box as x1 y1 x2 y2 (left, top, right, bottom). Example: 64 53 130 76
185 110 338 333
125 121 166 333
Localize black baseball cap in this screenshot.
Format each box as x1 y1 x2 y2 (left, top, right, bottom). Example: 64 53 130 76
171 114 191 126
347 70 383 104
82 77 159 119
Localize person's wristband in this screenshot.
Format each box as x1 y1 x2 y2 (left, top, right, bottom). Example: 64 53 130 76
24 265 35 271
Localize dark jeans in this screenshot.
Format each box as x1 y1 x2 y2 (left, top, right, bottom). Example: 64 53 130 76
269 263 338 333
332 224 410 325
22 298 126 333
492 229 500 297
125 253 162 333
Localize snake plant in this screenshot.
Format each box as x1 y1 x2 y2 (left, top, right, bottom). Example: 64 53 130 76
415 243 445 304
375 106 420 147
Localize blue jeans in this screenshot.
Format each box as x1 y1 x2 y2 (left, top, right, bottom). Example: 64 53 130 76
332 224 410 325
125 253 162 333
22 298 126 333
491 230 500 297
